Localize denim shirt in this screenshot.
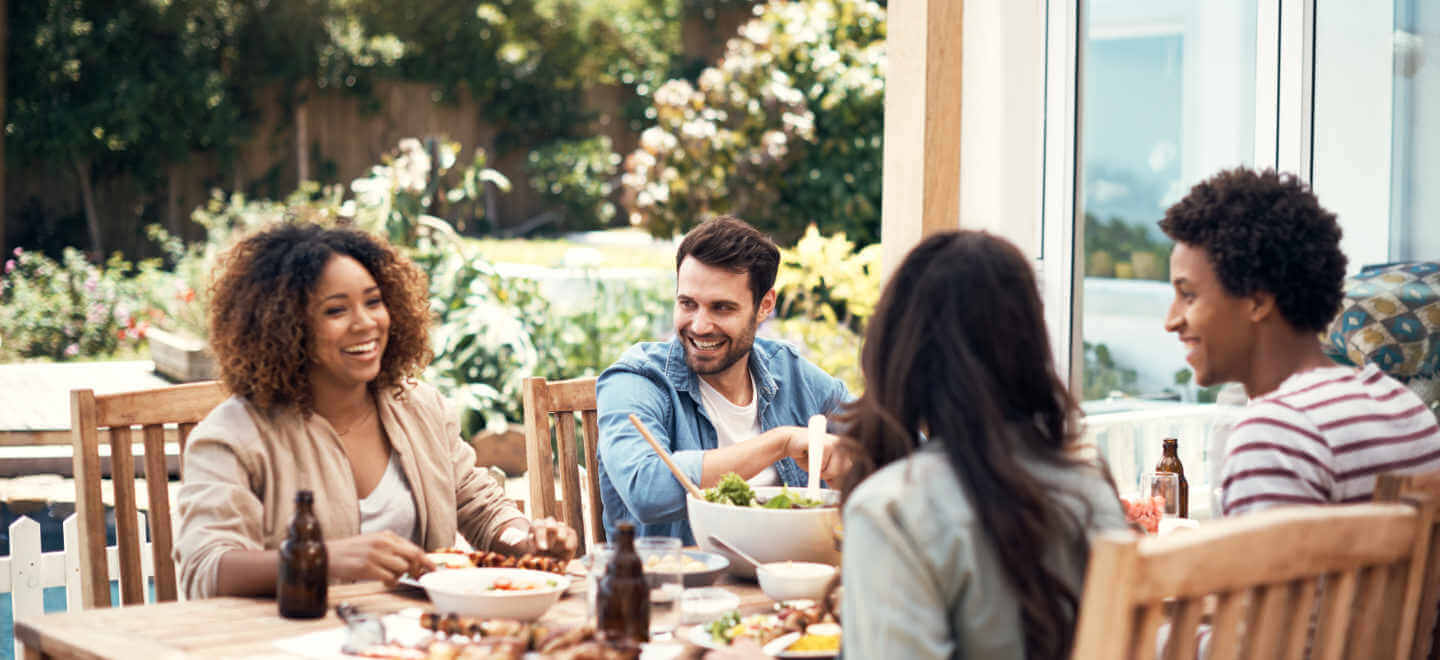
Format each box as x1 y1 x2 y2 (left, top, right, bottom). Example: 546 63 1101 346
596 336 850 544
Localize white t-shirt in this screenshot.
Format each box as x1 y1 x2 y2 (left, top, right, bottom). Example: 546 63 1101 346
698 372 780 486
359 451 418 542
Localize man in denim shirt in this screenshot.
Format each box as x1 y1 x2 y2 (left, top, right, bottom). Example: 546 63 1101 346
597 216 850 543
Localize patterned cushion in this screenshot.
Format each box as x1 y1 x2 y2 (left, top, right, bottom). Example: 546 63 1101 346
1324 261 1440 381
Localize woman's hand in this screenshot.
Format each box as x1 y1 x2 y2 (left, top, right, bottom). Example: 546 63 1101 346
497 517 579 562
327 531 435 585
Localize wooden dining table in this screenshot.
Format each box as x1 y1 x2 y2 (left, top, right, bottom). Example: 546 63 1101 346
14 575 777 659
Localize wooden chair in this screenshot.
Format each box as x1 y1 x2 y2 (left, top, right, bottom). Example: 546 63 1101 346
1378 469 1440 660
1072 502 1432 660
522 376 604 556
70 381 227 609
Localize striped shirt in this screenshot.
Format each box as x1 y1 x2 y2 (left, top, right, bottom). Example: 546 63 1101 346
1220 363 1440 517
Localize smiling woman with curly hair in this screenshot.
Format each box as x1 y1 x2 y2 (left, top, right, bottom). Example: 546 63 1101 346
175 223 577 599
207 223 432 412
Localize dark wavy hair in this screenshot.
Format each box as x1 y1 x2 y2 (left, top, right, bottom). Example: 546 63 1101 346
1160 167 1347 332
838 231 1104 660
207 223 432 412
675 215 780 305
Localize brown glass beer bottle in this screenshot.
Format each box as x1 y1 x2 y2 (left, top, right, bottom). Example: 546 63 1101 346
278 490 328 618
1155 438 1190 518
595 521 650 642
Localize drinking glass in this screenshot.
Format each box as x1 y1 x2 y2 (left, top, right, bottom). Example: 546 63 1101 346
582 542 616 626
636 536 684 639
1148 472 1181 518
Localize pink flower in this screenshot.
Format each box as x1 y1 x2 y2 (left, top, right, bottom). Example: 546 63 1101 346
64 344 80 357
4 260 13 273
11 247 21 257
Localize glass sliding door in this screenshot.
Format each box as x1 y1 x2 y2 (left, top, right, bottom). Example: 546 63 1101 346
1078 0 1260 405
1389 0 1440 262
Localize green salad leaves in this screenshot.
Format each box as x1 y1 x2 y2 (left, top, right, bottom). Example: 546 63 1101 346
701 472 827 509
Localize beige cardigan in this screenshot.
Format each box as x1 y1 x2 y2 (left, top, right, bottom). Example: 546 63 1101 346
174 381 524 599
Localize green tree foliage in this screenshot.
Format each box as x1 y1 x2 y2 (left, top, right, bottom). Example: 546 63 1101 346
1082 341 1140 401
7 0 735 254
527 136 622 231
1084 212 1172 281
619 0 885 244
7 1 244 254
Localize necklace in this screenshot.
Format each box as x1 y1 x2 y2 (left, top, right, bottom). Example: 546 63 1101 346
329 399 376 436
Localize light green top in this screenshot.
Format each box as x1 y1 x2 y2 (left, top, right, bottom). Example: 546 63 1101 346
840 442 1128 659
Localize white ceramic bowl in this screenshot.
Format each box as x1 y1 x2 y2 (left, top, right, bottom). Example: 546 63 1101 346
687 486 842 577
417 567 570 620
756 561 838 602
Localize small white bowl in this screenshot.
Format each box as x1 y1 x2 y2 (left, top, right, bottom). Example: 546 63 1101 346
756 561 837 602
680 586 742 624
417 567 570 620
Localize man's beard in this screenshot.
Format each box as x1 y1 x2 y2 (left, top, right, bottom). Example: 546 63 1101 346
683 318 758 376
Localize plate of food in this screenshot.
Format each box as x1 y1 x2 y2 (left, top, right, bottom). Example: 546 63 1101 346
275 607 649 660
416 567 570 620
761 622 841 659
644 550 729 587
400 548 571 588
686 601 838 652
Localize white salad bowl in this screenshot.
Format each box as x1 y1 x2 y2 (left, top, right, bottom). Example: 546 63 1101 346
687 486 842 577
416 567 570 620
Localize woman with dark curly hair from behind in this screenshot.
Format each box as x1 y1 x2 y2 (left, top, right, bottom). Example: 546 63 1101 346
1160 167 1440 517
838 231 1127 659
175 223 576 599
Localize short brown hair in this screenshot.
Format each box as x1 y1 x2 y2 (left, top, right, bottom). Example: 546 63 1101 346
674 215 780 305
208 223 432 412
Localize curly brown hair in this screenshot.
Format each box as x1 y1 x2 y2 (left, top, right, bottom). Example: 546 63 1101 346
208 223 432 411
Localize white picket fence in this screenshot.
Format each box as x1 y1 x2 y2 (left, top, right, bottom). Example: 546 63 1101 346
1 511 157 659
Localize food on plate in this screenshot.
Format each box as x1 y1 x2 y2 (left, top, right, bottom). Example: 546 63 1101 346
346 613 640 659
643 553 710 573
788 632 841 652
702 473 830 509
420 548 567 575
704 601 837 647
1121 494 1165 534
482 576 560 592
426 552 474 570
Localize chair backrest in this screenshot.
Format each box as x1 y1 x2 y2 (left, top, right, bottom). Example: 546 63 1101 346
522 376 603 556
1377 469 1440 660
1073 502 1432 660
70 381 227 609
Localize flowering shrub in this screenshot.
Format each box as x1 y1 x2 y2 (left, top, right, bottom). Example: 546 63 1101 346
770 226 881 393
620 0 885 243
0 247 146 361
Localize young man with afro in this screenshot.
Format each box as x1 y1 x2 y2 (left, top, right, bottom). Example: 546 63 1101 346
1160 167 1440 516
